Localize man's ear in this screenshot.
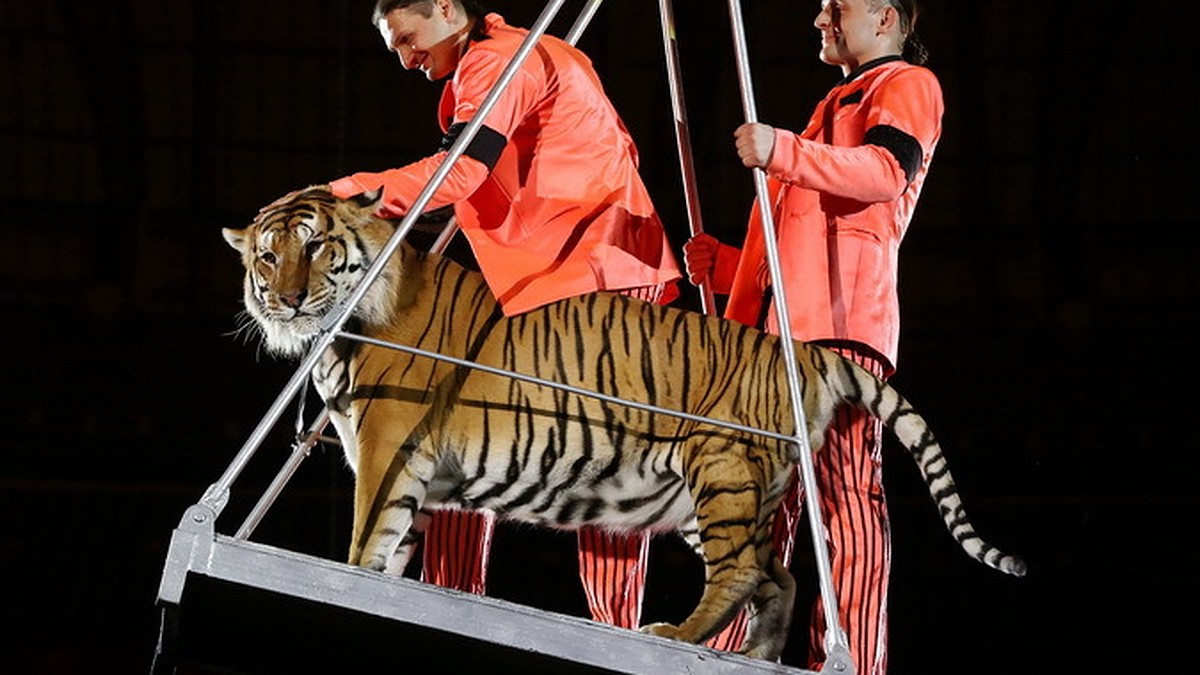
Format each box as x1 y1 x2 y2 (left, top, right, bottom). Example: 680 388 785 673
878 4 900 36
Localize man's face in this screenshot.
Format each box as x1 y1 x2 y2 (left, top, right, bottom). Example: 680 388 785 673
814 0 891 70
378 1 465 81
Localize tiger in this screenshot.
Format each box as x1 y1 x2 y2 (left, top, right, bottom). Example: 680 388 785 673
222 186 1026 662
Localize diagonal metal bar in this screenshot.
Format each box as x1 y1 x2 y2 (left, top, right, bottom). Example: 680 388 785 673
339 330 798 445
724 1 854 672
233 410 331 541
563 0 605 45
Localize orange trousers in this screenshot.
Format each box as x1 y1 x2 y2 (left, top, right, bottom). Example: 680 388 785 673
421 512 648 629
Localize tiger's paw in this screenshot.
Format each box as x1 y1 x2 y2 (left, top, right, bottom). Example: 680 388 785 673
361 554 388 572
639 622 682 640
741 639 783 662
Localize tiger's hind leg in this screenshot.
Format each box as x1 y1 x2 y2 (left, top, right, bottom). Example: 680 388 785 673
641 448 765 646
640 546 760 647
740 553 796 661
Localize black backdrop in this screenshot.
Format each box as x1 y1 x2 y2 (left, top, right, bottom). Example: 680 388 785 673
2 1 1196 673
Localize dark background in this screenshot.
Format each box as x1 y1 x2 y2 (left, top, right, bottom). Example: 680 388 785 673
2 1 1196 673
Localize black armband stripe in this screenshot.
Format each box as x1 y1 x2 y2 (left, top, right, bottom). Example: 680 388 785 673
439 122 507 172
863 124 923 184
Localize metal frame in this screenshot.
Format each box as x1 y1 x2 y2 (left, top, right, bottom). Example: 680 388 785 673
154 2 850 672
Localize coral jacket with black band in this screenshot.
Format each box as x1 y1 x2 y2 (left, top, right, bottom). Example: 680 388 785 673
331 13 680 316
708 56 943 375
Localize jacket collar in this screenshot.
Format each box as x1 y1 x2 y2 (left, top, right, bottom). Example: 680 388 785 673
837 54 904 86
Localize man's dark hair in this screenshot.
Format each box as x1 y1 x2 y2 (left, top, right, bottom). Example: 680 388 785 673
883 0 928 65
372 0 486 24
372 1 489 40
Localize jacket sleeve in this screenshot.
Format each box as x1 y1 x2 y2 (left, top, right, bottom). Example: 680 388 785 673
766 135 909 203
709 240 742 295
328 43 533 217
765 68 941 204
329 153 489 218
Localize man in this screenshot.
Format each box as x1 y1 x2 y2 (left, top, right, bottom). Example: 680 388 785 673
318 0 680 631
684 1 941 672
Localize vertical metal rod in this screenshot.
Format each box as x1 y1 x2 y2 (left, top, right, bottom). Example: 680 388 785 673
200 0 571 519
725 1 853 670
657 0 716 316
432 0 603 255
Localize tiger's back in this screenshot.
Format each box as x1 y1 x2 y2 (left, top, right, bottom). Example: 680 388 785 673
408 287 800 529
223 188 1025 662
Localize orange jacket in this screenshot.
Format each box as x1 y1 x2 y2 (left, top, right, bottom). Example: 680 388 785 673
331 13 680 315
713 57 943 375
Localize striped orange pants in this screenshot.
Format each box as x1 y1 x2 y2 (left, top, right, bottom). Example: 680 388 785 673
420 514 648 629
420 509 494 595
707 345 890 675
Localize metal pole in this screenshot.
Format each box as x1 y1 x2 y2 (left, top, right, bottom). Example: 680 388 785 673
564 0 605 46
657 0 716 316
234 410 332 541
724 1 854 671
199 0 572 519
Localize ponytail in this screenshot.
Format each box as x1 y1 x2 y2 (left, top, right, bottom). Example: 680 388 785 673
887 0 929 65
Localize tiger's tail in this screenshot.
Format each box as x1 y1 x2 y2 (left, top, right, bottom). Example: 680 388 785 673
831 353 1028 578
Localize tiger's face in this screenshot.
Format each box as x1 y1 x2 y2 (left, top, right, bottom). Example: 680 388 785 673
222 188 398 357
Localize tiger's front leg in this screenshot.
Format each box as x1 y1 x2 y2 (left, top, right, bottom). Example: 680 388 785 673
381 508 432 576
348 441 440 572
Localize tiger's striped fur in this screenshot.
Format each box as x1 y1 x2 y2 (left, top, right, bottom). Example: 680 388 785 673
222 187 1026 661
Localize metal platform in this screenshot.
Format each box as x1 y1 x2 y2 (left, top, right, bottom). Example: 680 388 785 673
153 503 815 674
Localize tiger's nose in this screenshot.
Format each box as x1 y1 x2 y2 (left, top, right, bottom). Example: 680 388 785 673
279 288 307 308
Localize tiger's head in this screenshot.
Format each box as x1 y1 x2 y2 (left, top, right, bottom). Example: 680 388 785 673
222 187 403 358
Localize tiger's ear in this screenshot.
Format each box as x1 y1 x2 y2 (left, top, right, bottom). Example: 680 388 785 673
222 227 249 255
349 188 384 210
